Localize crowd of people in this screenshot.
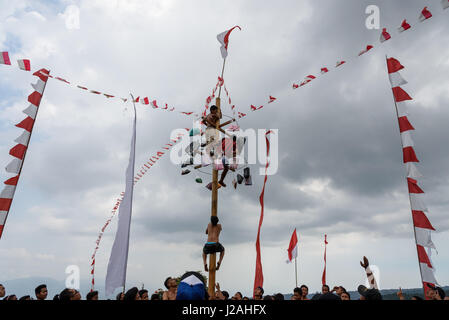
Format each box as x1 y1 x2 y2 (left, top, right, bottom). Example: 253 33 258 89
1 280 447 301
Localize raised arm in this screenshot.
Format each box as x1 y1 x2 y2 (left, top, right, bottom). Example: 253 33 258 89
360 256 378 289
219 118 236 128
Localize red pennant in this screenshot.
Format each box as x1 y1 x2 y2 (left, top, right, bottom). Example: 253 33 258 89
28 91 42 106
417 245 432 268
393 87 413 102
4 175 19 186
0 198 13 211
33 69 50 82
398 116 414 133
387 58 404 74
403 146 419 163
16 117 35 132
407 178 424 194
9 144 27 160
412 211 435 230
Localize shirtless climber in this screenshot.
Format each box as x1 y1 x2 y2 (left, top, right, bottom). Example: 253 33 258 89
203 216 225 272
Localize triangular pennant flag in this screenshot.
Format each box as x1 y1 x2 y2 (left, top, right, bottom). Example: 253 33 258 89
419 7 432 22
398 19 411 32
0 52 11 65
387 57 404 74
17 59 31 71
321 67 329 74
358 45 374 56
380 28 391 42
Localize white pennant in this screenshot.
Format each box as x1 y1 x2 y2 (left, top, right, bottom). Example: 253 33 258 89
31 79 46 94
14 130 31 146
0 185 16 199
401 131 414 148
405 162 422 179
5 158 23 174
410 193 428 211
23 104 38 120
415 227 436 249
389 72 408 87
396 102 408 118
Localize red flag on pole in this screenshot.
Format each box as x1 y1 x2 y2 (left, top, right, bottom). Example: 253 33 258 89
286 229 298 263
322 234 328 285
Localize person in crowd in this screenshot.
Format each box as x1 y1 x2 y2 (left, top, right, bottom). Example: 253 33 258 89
291 287 302 300
358 285 382 300
243 296 250 300
52 294 60 300
150 293 161 300
263 295 275 300
253 286 264 300
0 284 5 298
202 216 225 272
86 290 99 300
19 295 31 300
59 288 80 301
273 293 284 300
300 285 309 300
231 292 243 300
116 292 124 300
331 286 346 297
35 284 48 300
214 283 227 300
162 277 178 300
340 291 351 300
322 284 330 294
4 294 17 300
426 284 447 300
124 287 141 301
139 289 149 300
360 256 378 289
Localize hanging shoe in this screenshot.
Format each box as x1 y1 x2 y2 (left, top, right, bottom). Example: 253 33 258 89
237 174 244 184
182 169 191 175
195 177 203 184
181 158 194 168
244 167 250 179
245 175 252 186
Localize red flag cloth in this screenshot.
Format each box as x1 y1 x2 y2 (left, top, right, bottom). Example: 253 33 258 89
9 144 27 160
321 67 329 74
403 146 419 163
292 83 299 89
217 26 241 59
392 87 413 102
254 130 273 297
15 117 35 132
399 19 411 32
28 91 43 106
407 178 424 194
269 96 276 103
322 234 328 285
380 28 391 42
417 245 432 268
4 175 19 186
420 7 432 21
412 211 435 230
1 51 11 65
287 229 298 262
0 198 13 211
398 116 415 133
17 59 31 71
151 100 159 108
33 69 50 82
387 58 404 74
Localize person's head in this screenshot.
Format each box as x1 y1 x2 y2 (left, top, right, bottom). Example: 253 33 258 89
341 291 351 300
164 277 177 290
231 292 243 300
435 287 446 300
292 287 302 300
139 289 149 300
52 294 60 301
124 287 141 301
300 285 309 297
322 285 330 294
72 290 81 300
35 284 48 300
221 291 229 300
0 284 5 298
19 295 31 301
59 288 76 301
243 296 250 300
358 285 382 301
210 105 218 115
150 293 160 300
274 293 285 300
211 216 219 226
5 294 17 300
86 291 99 301
116 292 124 300
336 286 346 296
318 292 341 301
254 287 264 299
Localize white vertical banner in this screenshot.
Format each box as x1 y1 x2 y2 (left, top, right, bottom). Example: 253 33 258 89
105 103 137 296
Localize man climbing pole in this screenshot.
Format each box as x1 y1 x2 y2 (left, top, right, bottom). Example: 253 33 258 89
202 216 225 272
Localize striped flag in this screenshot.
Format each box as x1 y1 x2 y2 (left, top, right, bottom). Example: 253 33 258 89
0 52 11 65
419 7 432 22
380 28 391 42
217 26 241 59
286 229 298 263
398 19 411 32
17 59 31 71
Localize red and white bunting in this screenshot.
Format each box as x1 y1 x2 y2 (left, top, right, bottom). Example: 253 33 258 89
0 69 50 239
0 52 11 65
358 45 374 56
386 56 438 298
398 19 411 33
419 7 432 22
380 28 391 42
17 59 31 71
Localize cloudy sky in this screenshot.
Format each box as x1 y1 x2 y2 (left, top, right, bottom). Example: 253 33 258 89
1 0 449 298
